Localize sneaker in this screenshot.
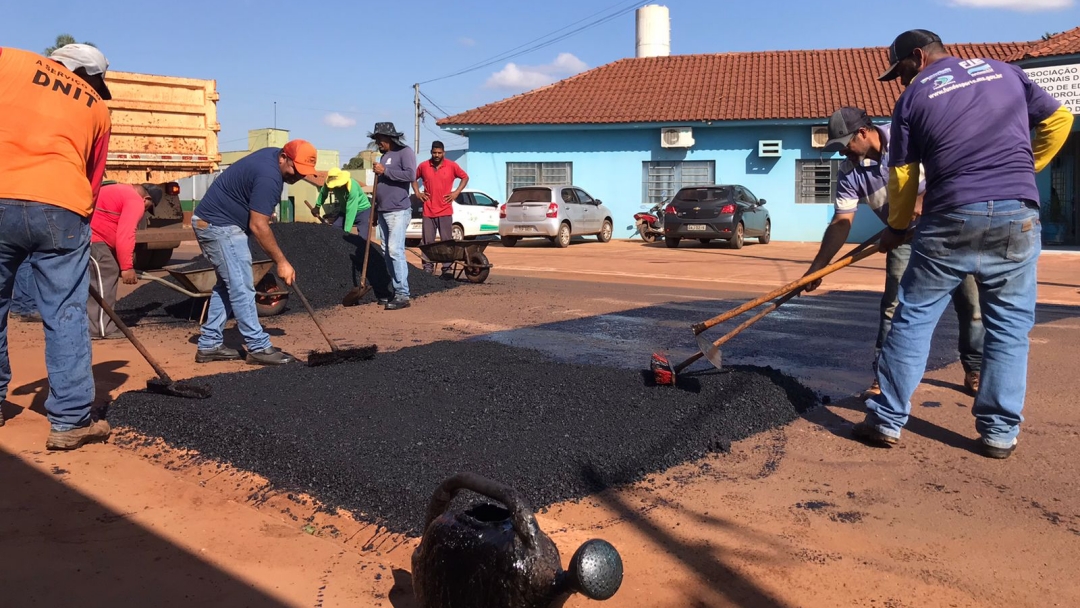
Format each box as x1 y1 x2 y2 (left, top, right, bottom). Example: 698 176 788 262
862 379 881 398
246 347 295 366
377 297 391 305
46 419 111 451
385 297 411 311
195 345 242 363
964 371 980 395
852 420 899 447
980 438 1017 460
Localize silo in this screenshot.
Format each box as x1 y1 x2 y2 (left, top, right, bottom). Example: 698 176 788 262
636 4 671 58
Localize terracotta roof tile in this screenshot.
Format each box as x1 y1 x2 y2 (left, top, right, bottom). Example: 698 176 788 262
1008 26 1080 61
439 43 1030 127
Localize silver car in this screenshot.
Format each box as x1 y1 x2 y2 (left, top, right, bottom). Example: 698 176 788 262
499 185 614 248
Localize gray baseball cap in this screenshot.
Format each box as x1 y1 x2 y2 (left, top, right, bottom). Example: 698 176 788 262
823 107 872 152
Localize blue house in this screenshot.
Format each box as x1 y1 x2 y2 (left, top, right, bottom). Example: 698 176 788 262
440 35 1078 243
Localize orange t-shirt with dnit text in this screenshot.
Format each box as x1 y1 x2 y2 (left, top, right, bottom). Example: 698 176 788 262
0 47 112 216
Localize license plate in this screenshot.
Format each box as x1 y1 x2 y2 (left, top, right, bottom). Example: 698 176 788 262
515 226 537 233
686 224 708 231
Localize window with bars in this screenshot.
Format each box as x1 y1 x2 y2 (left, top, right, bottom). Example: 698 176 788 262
796 159 843 204
641 161 715 206
506 162 573 194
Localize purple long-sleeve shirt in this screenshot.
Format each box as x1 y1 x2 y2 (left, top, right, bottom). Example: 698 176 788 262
376 145 417 212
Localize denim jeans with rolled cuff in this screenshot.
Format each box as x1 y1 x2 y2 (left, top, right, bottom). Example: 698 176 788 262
378 209 411 299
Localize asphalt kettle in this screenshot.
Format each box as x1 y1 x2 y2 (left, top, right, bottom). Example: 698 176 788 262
412 472 623 608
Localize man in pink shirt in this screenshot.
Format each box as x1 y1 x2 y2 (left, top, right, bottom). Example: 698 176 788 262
88 182 160 339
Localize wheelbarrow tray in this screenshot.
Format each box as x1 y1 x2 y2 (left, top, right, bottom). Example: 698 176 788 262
417 240 491 263
163 258 275 294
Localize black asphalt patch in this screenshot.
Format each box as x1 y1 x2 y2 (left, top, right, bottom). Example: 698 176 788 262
117 223 456 323
110 340 817 536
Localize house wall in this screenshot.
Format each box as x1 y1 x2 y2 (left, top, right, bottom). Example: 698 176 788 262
461 124 885 243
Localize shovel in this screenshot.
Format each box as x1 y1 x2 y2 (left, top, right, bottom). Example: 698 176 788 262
291 280 377 367
342 181 378 307
88 285 211 399
302 199 332 225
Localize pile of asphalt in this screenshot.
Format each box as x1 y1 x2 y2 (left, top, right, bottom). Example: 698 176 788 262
110 340 816 536
116 223 456 323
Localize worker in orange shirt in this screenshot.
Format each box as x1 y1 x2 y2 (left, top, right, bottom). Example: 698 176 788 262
0 44 113 450
88 183 162 339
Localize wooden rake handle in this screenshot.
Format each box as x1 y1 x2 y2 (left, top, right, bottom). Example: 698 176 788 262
88 284 173 382
691 229 884 335
291 281 339 353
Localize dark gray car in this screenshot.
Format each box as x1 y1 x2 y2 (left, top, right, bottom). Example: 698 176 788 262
662 185 771 249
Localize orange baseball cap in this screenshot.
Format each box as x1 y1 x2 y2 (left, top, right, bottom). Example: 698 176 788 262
282 140 318 176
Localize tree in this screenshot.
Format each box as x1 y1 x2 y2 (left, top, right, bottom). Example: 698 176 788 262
44 34 95 55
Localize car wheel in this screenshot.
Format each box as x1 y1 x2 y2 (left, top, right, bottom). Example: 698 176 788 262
597 219 613 243
554 223 571 248
759 220 771 244
729 223 745 249
501 236 519 247
698 238 713 245
451 224 465 242
665 237 681 249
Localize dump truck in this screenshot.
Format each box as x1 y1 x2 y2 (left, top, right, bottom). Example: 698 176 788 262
103 70 220 268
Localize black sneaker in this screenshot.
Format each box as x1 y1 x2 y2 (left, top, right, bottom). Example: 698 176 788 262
385 297 411 311
852 421 899 447
377 297 391 305
980 438 1017 460
246 347 294 366
195 345 242 363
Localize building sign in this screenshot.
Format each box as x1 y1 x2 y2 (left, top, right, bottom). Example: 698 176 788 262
1025 64 1080 114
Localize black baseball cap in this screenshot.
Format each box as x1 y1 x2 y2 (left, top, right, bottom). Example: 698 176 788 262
823 107 872 152
879 29 943 82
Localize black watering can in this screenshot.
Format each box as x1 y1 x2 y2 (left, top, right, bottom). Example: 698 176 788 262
412 472 624 608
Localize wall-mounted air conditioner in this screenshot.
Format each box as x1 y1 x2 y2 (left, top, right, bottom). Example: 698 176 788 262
758 140 782 157
661 127 694 148
811 126 830 149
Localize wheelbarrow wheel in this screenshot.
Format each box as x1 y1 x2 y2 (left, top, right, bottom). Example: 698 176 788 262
464 251 490 284
255 273 288 317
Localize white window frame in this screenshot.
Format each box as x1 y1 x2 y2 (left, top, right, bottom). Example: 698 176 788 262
642 161 715 206
796 159 843 204
506 162 573 194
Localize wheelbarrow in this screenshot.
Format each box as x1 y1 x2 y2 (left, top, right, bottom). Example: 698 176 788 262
415 240 493 284
136 258 289 322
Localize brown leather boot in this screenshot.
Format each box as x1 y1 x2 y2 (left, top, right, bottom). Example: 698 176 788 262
46 420 111 451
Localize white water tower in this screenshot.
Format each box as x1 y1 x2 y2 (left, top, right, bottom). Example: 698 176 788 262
636 4 671 58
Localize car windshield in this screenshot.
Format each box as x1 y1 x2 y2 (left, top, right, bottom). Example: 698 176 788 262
673 187 731 203
508 187 552 203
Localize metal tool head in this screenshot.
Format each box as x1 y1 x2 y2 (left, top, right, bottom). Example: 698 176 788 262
341 284 371 307
649 351 676 386
695 332 724 372
146 377 212 399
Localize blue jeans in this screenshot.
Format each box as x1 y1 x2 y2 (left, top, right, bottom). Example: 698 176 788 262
875 243 983 374
192 217 272 353
12 260 38 315
0 199 94 431
867 200 1040 448
378 209 411 299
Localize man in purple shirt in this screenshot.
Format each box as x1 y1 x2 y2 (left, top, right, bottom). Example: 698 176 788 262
370 122 417 310
854 30 1073 459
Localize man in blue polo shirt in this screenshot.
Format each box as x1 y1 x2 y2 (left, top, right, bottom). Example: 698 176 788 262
192 140 318 366
855 30 1073 459
803 107 983 398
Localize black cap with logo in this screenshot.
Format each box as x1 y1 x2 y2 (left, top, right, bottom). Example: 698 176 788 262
823 107 872 152
879 29 943 82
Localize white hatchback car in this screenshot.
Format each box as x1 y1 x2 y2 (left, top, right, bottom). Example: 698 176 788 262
405 189 502 245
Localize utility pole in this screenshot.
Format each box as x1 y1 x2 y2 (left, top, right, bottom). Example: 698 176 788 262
414 83 421 152
273 101 277 130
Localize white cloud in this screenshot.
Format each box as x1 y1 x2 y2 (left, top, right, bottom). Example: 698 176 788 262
949 0 1071 10
459 37 476 47
323 112 357 128
485 53 589 91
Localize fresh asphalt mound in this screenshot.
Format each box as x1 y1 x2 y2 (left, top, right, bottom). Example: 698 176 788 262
110 340 818 536
116 223 457 323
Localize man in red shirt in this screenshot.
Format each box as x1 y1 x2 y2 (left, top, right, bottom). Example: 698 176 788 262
413 141 468 277
88 182 161 339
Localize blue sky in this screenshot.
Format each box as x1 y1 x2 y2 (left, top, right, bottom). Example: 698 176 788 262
2 0 1077 163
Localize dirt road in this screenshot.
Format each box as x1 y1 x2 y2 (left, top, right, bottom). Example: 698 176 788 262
1 238 1077 607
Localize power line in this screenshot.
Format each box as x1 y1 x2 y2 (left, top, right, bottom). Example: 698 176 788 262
419 0 643 84
418 90 452 118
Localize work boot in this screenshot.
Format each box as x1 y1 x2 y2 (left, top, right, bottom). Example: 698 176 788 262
862 379 881 398
964 371 980 396
195 345 242 363
980 438 1017 460
46 420 111 451
852 420 899 447
246 347 295 366
385 297 411 311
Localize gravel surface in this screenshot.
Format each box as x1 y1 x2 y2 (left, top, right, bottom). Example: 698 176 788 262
116 223 456 323
110 340 817 536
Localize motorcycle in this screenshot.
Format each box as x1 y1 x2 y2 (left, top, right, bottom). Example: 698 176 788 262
632 200 665 243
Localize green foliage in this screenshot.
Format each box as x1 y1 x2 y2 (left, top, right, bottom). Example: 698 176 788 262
44 34 95 56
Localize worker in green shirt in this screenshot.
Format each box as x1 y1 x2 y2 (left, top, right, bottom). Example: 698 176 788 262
314 167 371 234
